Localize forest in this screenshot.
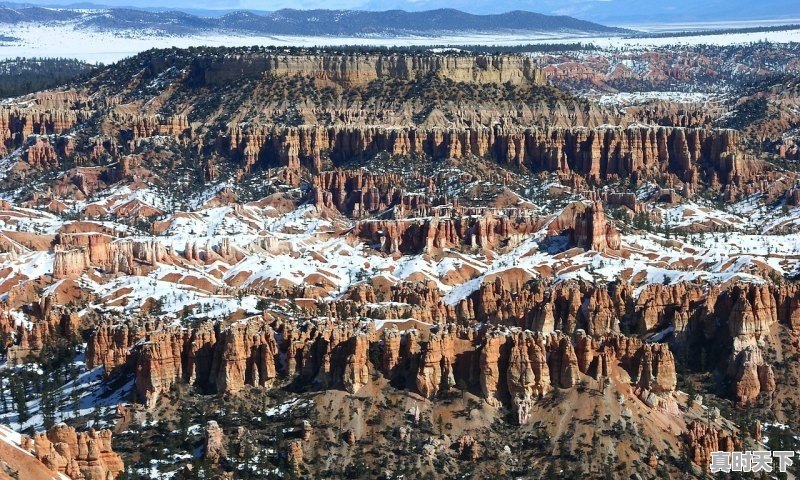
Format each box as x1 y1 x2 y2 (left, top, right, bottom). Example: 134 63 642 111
0 57 96 98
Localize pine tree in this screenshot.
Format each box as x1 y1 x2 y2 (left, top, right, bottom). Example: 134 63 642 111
179 405 191 437
41 377 56 429
10 375 29 426
70 366 81 419
0 375 8 414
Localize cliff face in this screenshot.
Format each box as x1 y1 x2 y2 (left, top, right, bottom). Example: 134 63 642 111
88 313 682 413
21 424 124 480
211 318 279 394
193 53 547 87
56 272 800 411
52 247 90 279
86 321 149 372
352 213 546 254
3 300 81 365
135 326 190 408
0 107 81 155
227 125 750 190
682 421 738 468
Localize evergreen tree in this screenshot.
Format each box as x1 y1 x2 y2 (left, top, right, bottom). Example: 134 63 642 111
10 374 29 426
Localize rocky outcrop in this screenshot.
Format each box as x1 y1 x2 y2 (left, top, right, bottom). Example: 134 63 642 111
312 170 404 216
548 334 580 388
52 247 90 279
683 421 737 467
343 334 371 394
460 278 629 335
634 283 702 332
727 284 777 353
195 53 547 87
203 421 227 464
572 201 621 252
24 424 124 480
353 211 545 254
77 280 800 408
729 346 776 406
455 435 481 461
212 318 278 394
506 332 551 424
135 326 189 408
4 302 81 365
26 137 59 169
416 328 457 398
55 233 171 276
227 125 750 191
86 320 149 373
381 327 402 377
287 440 304 469
547 200 621 252
478 331 507 407
632 343 677 393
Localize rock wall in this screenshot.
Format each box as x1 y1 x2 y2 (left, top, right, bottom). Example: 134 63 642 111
87 314 680 416
3 300 81 364
75 279 800 409
227 125 750 189
682 421 738 467
52 247 90 279
0 107 81 154
352 213 546 254
193 53 547 87
21 423 124 480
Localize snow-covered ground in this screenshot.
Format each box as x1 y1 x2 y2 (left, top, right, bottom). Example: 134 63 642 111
594 92 717 107
1 22 800 63
0 347 131 433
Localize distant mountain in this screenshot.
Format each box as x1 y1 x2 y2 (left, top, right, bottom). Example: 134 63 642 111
2 0 800 24
359 0 800 24
0 5 629 36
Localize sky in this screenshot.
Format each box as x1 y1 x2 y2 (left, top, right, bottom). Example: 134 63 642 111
10 0 800 24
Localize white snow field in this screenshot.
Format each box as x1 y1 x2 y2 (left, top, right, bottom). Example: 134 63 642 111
1 21 800 63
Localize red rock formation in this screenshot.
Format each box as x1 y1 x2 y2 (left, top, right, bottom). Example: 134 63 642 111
312 170 404 216
455 435 481 461
26 423 124 480
479 330 508 407
683 421 737 467
633 343 677 393
135 326 189 408
416 328 456 398
381 327 402 376
26 137 58 169
729 347 776 406
212 318 278 394
506 331 550 424
4 302 81 364
571 201 621 252
226 125 750 192
343 334 371 394
353 212 545 254
52 247 90 279
548 334 580 388
80 281 800 412
203 421 227 464
86 321 148 373
287 440 304 468
727 284 776 353
201 53 546 88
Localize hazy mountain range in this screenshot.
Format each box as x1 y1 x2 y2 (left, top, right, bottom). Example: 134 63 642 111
1 0 799 24
0 5 629 36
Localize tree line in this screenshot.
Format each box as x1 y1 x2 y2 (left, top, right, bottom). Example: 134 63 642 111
0 57 97 99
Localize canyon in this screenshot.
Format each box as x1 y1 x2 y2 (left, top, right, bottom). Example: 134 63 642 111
0 45 799 478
